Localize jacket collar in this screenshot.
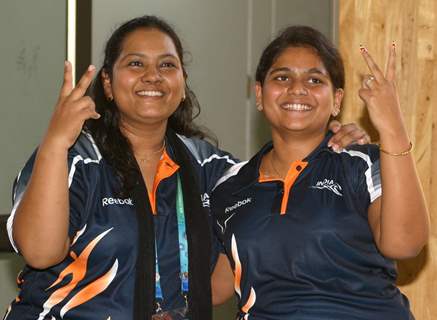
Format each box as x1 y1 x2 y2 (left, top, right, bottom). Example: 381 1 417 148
231 131 335 194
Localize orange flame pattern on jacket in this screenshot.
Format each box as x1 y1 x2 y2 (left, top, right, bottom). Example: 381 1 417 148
60 259 118 317
231 234 242 297
231 234 256 318
37 228 113 320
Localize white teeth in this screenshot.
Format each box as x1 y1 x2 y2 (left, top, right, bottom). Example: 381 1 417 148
282 103 311 111
137 90 164 97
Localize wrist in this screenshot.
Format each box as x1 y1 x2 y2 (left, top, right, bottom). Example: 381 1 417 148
379 141 413 156
38 136 70 158
379 132 411 155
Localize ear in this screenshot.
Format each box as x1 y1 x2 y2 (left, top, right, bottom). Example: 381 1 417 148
101 70 114 101
255 82 263 111
332 88 344 116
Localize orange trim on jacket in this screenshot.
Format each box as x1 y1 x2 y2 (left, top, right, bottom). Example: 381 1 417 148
259 161 308 214
148 150 180 215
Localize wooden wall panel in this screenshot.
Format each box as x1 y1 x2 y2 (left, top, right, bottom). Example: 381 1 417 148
339 1 436 319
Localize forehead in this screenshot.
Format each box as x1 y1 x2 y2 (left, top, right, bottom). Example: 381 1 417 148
119 28 179 58
271 46 326 72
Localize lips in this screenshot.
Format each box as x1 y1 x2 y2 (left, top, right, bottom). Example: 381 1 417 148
136 90 164 97
280 103 312 111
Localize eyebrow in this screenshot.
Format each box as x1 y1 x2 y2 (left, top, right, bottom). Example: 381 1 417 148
120 52 179 60
269 67 328 76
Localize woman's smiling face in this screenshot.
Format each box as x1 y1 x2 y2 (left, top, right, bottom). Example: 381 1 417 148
103 27 186 128
256 46 343 136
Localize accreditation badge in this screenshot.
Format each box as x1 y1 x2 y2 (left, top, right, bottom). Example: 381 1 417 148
151 306 189 320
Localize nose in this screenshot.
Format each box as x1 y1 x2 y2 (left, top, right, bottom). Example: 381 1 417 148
287 80 308 96
141 65 162 83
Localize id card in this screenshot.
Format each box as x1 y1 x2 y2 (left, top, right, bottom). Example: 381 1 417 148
152 306 189 320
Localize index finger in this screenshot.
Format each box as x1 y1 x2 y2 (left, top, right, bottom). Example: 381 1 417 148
59 61 73 99
69 65 96 100
385 42 396 81
360 46 384 82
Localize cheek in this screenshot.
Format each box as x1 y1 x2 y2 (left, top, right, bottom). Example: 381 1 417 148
262 84 284 102
314 90 335 107
170 74 185 93
112 71 136 91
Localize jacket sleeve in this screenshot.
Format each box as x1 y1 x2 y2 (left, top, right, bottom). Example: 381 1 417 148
340 144 382 218
7 133 99 253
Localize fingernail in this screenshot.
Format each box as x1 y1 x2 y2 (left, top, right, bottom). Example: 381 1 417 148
88 65 96 71
360 45 367 53
331 144 339 152
327 141 332 147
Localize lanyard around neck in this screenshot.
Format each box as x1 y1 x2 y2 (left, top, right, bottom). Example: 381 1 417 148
155 173 189 311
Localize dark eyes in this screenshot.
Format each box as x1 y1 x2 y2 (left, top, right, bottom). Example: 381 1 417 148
128 60 143 67
273 75 324 85
127 61 177 69
160 62 177 68
308 77 323 84
274 75 289 81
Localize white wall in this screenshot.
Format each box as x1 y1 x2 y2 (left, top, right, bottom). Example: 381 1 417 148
0 0 66 310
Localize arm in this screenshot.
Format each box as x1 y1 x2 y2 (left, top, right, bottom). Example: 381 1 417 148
211 253 235 306
361 45 429 259
12 63 99 269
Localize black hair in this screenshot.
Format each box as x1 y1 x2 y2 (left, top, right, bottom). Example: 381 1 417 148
84 15 211 196
255 25 344 91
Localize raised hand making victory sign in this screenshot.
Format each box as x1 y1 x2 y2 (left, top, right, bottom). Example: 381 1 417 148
45 62 100 151
10 63 101 272
359 44 428 261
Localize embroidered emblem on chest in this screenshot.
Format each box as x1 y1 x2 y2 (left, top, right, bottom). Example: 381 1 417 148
310 179 343 196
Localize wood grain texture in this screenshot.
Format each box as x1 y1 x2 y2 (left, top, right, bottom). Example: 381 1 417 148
339 1 436 319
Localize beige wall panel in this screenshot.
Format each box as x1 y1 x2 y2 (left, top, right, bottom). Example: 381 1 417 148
339 1 436 319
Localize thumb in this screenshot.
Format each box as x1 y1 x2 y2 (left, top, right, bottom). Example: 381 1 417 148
90 112 101 120
328 120 341 133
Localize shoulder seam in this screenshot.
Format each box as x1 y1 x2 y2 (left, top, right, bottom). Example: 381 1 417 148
177 134 237 167
213 161 248 191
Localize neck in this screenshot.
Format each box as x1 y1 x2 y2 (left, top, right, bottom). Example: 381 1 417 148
120 119 167 156
269 129 326 176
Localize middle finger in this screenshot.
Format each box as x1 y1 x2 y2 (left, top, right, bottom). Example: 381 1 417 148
70 65 96 101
